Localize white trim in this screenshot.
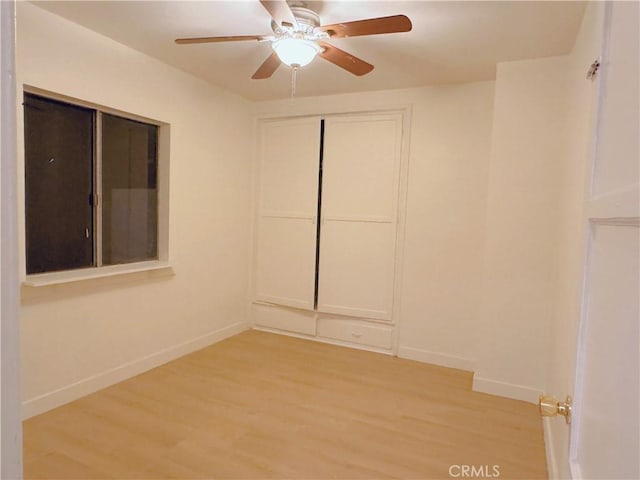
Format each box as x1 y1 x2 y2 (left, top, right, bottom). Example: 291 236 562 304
260 212 314 220
472 375 541 404
316 303 390 321
316 310 394 327
22 321 249 419
322 215 394 224
398 346 474 372
543 417 560 479
23 260 173 287
586 186 640 220
23 85 164 126
254 103 414 122
569 460 582 480
254 294 314 311
391 106 412 356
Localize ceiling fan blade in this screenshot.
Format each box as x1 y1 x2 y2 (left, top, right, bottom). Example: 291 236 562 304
252 52 282 79
317 41 373 76
175 35 267 45
318 14 412 38
259 0 299 29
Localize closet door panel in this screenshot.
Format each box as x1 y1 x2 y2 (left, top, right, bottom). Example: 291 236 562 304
255 117 321 309
260 118 321 214
256 216 317 309
318 220 395 319
318 113 402 320
322 115 401 219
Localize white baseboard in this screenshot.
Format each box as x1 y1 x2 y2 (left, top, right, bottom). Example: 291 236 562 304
543 417 559 479
22 321 249 419
472 375 541 404
397 345 474 372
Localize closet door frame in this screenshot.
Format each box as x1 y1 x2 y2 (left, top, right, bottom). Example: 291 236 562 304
251 106 412 355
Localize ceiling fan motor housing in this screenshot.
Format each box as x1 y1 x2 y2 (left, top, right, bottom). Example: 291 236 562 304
271 6 321 36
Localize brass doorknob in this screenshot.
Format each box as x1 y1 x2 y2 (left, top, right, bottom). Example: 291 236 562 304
539 395 572 424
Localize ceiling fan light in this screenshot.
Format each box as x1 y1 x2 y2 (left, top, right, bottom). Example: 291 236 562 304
272 38 321 67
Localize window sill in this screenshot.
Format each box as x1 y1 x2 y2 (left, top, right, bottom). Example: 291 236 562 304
23 261 174 287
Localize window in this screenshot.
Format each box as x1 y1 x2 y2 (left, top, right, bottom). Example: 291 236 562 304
24 93 159 275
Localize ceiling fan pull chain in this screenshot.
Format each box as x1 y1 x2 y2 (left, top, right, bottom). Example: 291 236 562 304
291 65 298 98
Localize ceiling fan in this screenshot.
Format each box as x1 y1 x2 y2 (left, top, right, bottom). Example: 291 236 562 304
175 0 412 80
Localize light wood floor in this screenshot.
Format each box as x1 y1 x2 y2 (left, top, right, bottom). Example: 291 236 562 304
23 330 547 479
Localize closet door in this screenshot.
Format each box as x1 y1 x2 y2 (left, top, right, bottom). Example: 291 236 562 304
255 117 321 309
318 114 402 320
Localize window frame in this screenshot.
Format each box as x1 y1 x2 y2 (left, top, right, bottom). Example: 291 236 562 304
21 86 171 287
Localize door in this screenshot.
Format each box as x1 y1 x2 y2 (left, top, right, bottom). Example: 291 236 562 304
1 1 23 478
254 116 321 309
570 2 639 478
317 113 402 320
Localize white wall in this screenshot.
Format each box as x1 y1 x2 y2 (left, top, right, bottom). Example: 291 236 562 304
394 85 494 370
474 56 570 402
254 82 496 372
1 0 23 476
17 3 254 417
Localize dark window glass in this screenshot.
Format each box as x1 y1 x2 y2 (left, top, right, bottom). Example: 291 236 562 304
24 93 161 275
101 113 158 265
24 94 94 274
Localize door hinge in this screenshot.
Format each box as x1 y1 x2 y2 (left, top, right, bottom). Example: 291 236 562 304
586 59 600 80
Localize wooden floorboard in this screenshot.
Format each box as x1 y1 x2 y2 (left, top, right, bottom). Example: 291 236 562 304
23 330 548 479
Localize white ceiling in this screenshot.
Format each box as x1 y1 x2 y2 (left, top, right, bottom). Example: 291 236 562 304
31 1 586 101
